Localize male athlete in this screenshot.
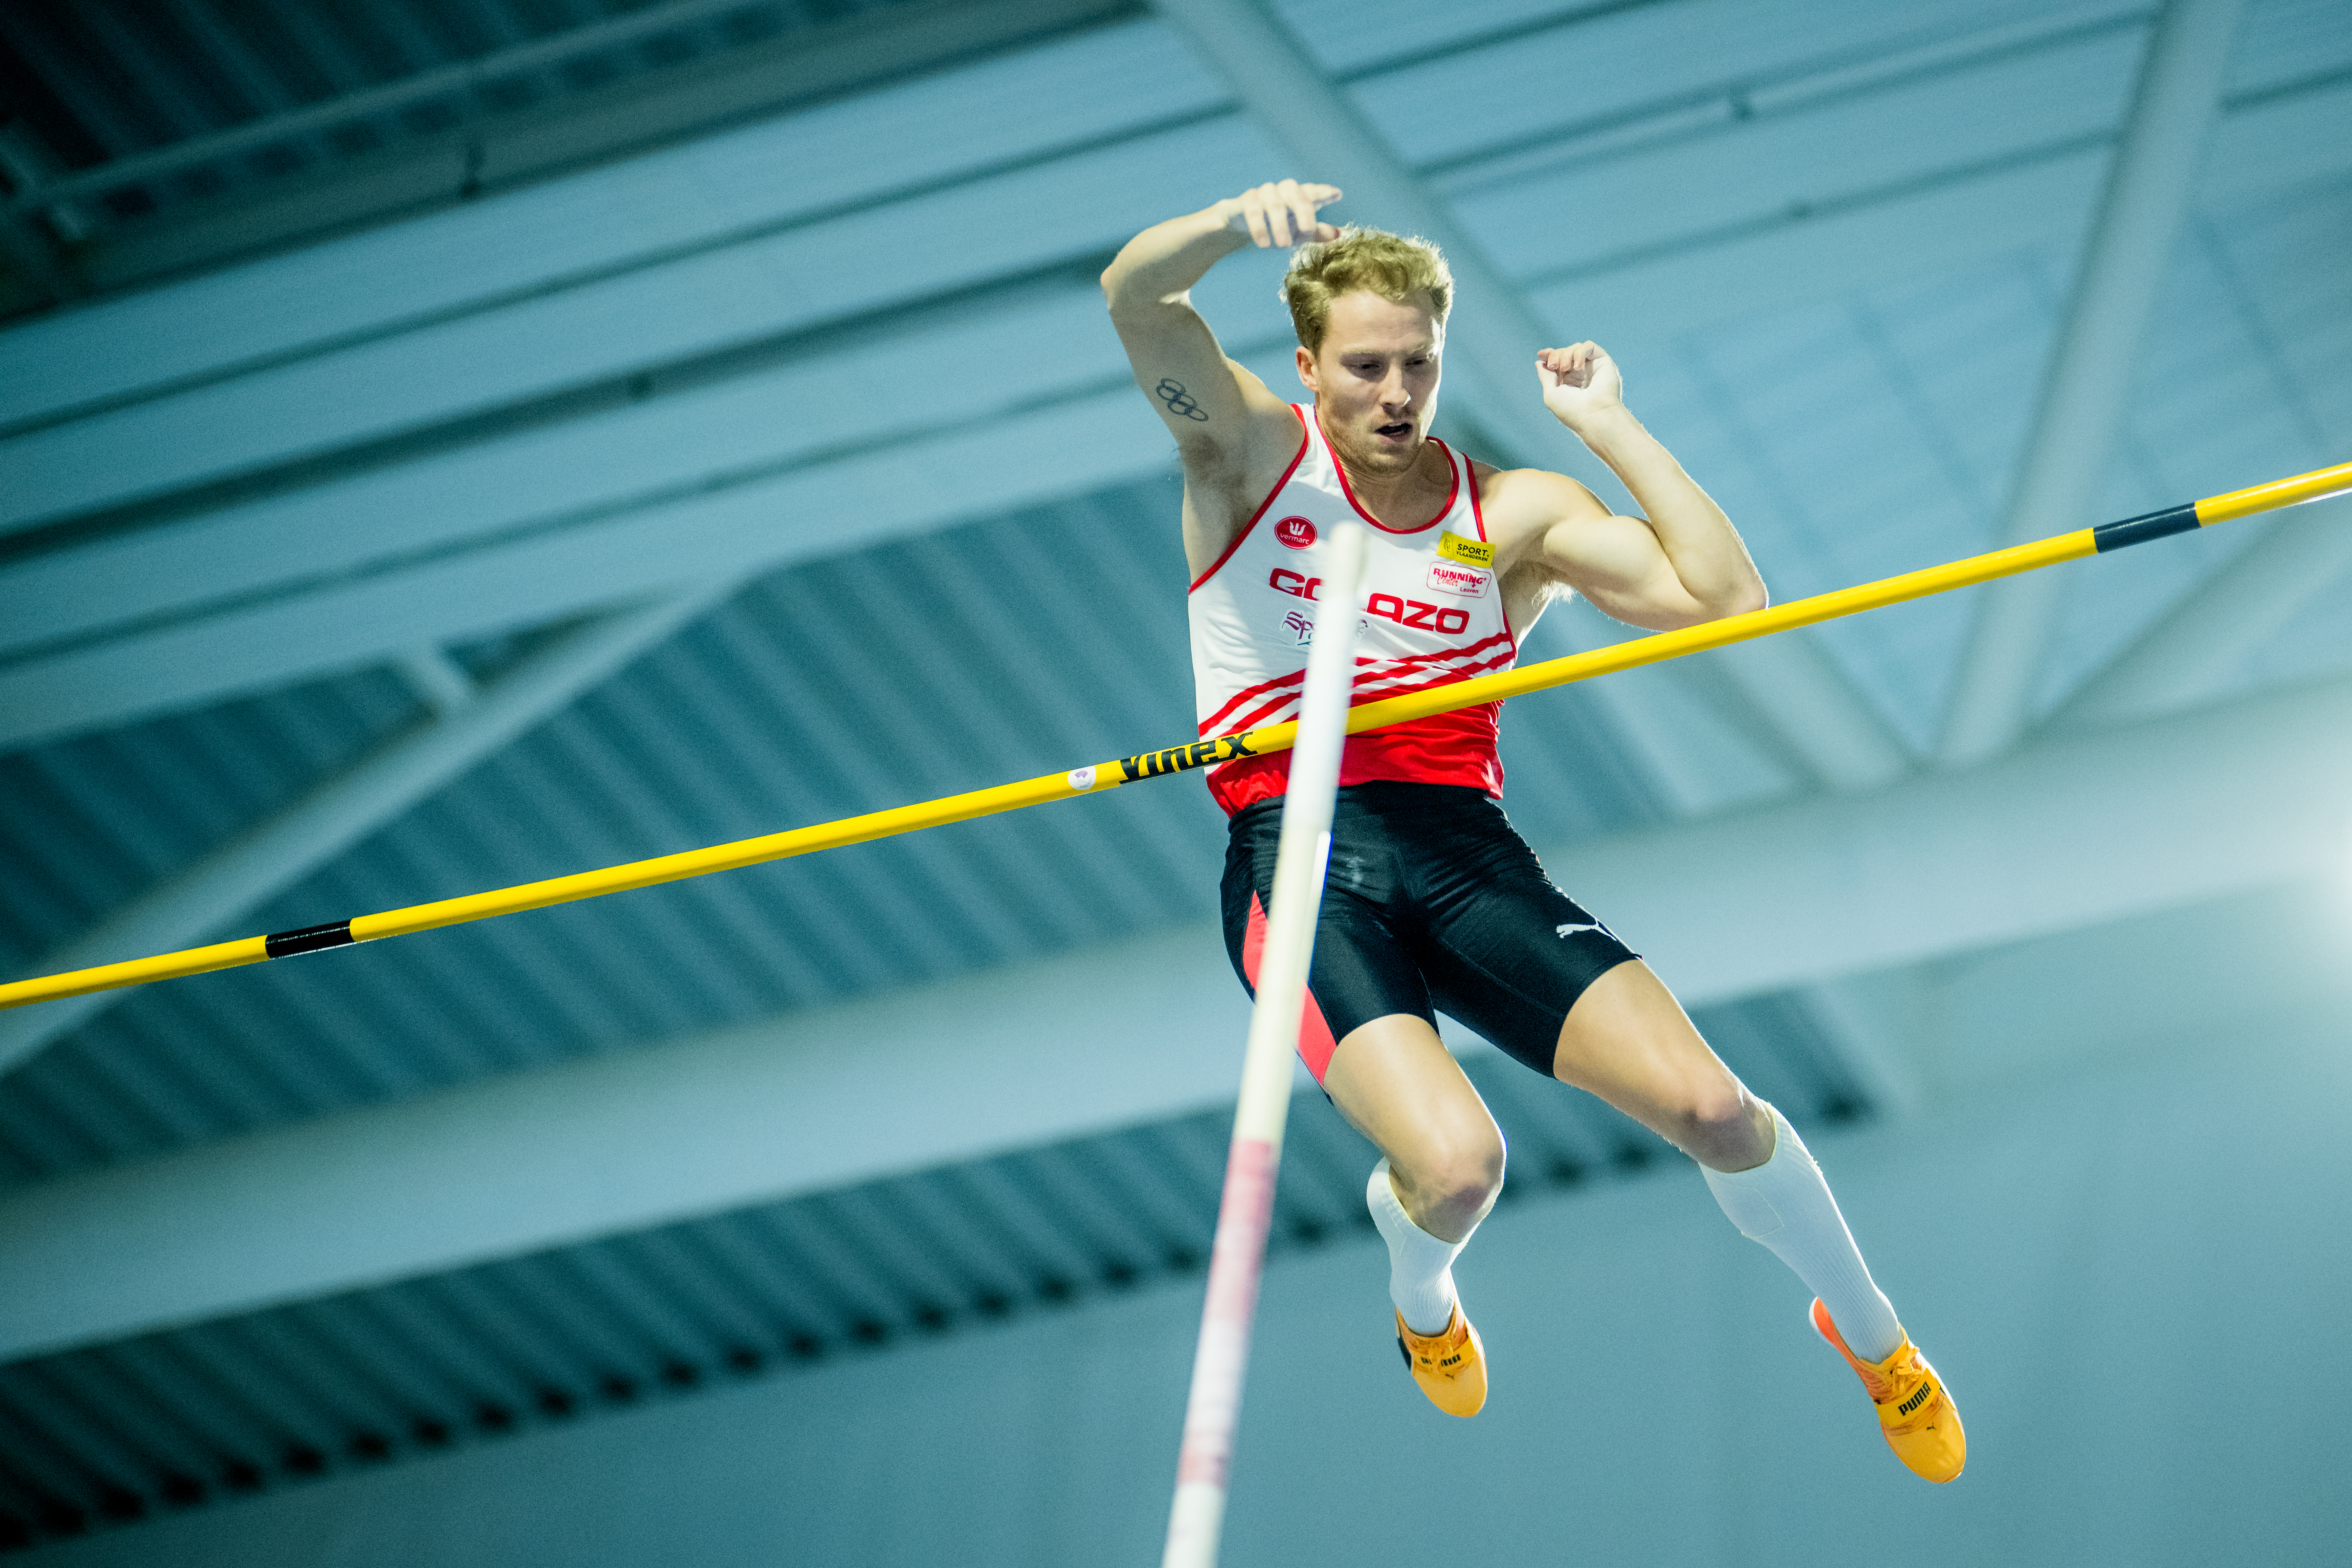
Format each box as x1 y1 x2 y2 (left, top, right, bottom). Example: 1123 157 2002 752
1102 179 1962 1482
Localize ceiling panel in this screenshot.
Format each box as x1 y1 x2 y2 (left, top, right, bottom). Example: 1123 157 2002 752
0 1023 1870 1553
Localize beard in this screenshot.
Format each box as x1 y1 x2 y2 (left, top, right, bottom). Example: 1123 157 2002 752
1328 413 1425 477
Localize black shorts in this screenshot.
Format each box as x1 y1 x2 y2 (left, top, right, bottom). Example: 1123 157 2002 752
1219 780 1640 1083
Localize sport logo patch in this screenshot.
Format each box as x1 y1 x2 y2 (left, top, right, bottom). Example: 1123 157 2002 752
1437 531 1494 568
1283 610 1315 647
1427 560 1489 598
1274 516 1317 550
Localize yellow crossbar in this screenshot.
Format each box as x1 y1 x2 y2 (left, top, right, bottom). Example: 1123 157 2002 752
3 459 2345 1014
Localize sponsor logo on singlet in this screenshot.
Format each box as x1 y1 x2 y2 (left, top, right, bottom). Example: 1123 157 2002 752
1427 560 1489 598
1437 531 1494 568
1366 592 1471 635
1283 611 1314 646
1274 516 1317 549
1269 567 1320 599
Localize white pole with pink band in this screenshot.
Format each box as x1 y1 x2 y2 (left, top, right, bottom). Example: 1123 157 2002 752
1162 521 1368 1568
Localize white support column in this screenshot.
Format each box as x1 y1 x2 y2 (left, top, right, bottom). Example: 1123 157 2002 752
1937 0 2249 768
2047 493 2352 732
0 584 731 1078
1147 0 1911 798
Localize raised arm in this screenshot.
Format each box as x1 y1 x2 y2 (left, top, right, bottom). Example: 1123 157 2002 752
1102 182 1341 541
1499 343 1766 632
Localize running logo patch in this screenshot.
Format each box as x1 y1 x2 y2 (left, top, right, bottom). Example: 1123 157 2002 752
1427 559 1489 598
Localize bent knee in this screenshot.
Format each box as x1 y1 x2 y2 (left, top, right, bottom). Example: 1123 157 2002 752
1669 1087 1769 1171
1400 1135 1505 1234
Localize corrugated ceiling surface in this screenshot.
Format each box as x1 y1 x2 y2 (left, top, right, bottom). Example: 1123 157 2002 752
0 0 942 223
0 1018 1868 1551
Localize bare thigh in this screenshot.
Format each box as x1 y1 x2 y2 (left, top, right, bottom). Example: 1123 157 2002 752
1552 961 1773 1172
1321 1013 1504 1243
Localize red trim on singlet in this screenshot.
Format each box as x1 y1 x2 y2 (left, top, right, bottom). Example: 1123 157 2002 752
1467 460 1520 660
1187 407 1312 593
1202 635 1517 738
1242 891 1342 1083
1315 408 1458 535
1213 658 1517 743
1207 702 1508 814
1198 632 1516 737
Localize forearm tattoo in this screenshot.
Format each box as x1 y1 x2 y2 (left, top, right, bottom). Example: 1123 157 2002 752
1156 378 1210 421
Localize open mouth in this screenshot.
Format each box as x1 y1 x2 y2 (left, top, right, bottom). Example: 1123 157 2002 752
1375 421 1413 440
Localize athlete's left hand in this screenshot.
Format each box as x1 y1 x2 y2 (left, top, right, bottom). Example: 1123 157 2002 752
1536 342 1625 431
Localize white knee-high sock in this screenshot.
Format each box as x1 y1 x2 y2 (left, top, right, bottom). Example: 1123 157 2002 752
1701 1105 1904 1363
1366 1159 1470 1336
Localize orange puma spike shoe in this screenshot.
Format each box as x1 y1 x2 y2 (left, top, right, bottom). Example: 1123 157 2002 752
1396 1304 1487 1417
1810 1299 1965 1482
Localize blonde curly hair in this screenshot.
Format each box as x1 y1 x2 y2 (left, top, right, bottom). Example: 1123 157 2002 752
1280 226 1454 353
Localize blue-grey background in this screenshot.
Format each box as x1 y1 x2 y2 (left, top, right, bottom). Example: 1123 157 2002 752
0 0 2346 1561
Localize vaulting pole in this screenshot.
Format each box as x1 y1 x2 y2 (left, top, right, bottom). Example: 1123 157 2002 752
1162 522 1364 1568
2 459 2344 1017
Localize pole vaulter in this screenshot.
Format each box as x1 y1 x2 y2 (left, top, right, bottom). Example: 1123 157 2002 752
0 459 2344 1018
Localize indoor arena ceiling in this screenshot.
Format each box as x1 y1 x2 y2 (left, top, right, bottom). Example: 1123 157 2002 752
1 0 2348 1551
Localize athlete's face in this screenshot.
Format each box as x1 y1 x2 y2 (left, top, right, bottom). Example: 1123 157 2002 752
1297 290 1442 477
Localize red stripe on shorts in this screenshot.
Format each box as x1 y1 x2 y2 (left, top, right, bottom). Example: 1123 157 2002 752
1241 891 1341 1085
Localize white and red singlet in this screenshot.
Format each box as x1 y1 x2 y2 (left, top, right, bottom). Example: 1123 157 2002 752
1188 405 1519 816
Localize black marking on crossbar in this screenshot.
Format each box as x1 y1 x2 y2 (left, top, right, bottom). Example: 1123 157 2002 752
265 921 355 958
2093 502 2199 552
1115 731 1259 783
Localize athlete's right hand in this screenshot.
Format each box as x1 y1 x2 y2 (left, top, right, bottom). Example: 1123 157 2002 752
1221 180 1342 249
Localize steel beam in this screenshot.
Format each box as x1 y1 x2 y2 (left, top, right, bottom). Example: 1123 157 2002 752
1795 972 1932 1123
1936 0 2249 767
1538 603 1805 816
0 390 1164 754
1710 636 1912 791
0 111 1259 529
4 672 2346 1359
0 586 731 1077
